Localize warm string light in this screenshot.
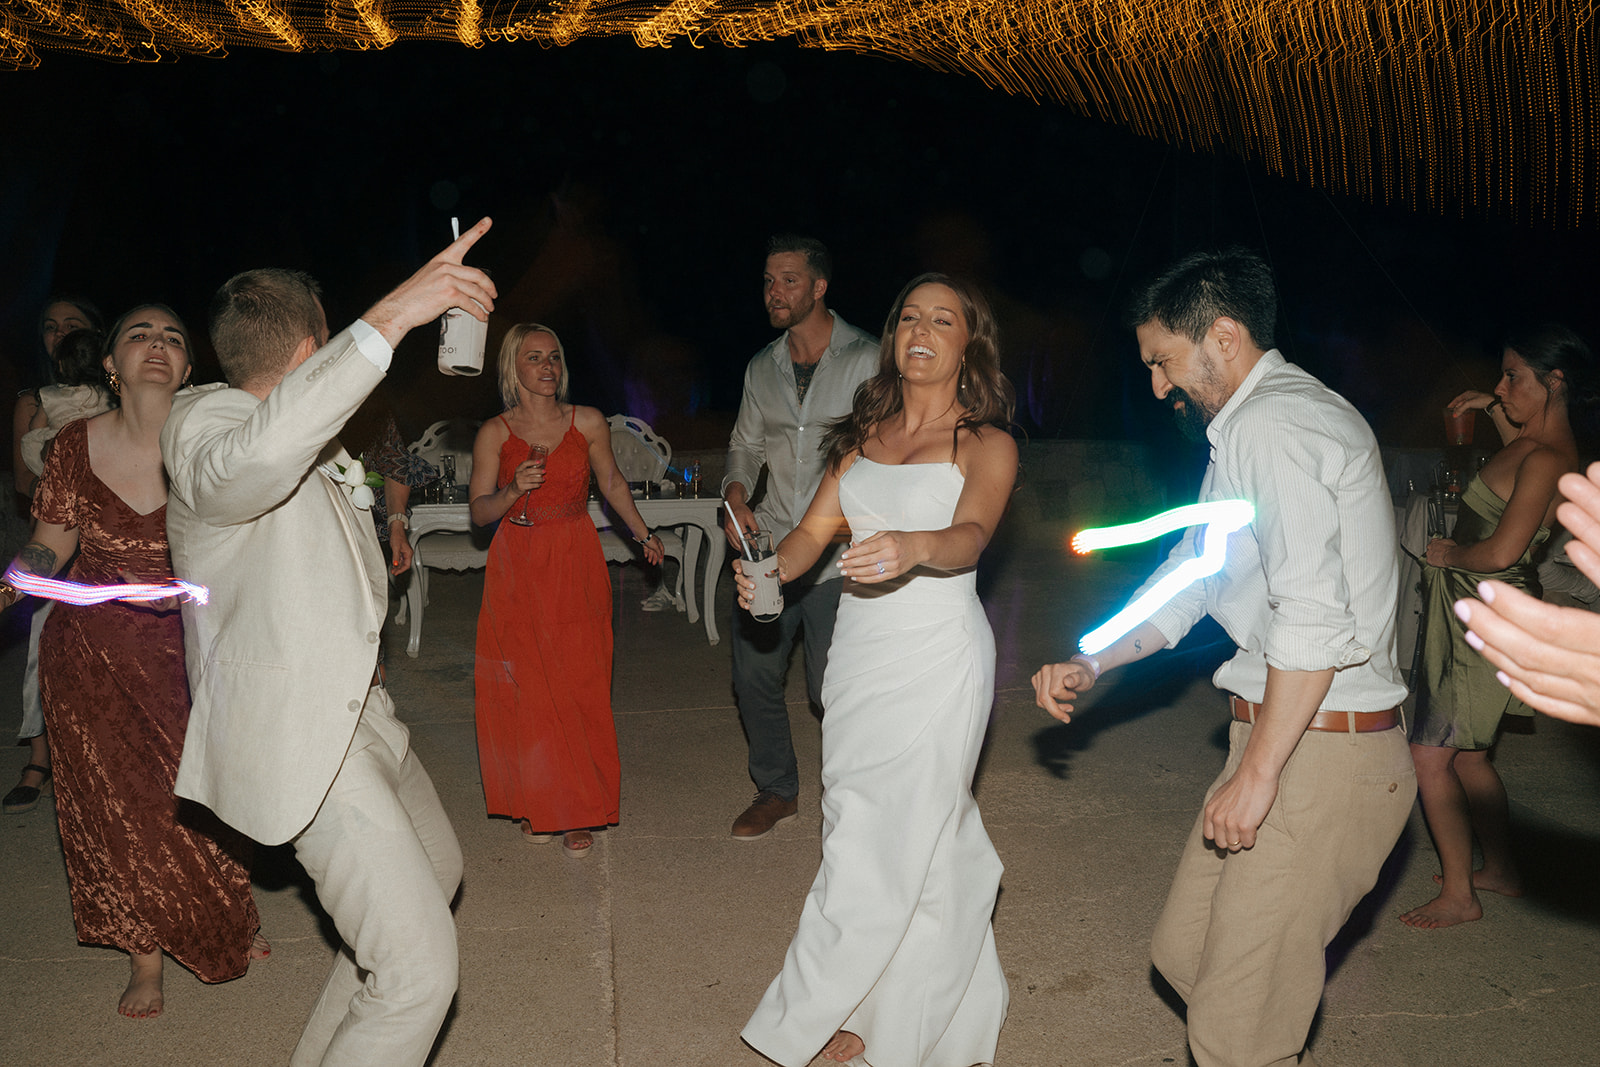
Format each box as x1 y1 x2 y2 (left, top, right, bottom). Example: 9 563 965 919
2 1 1594 225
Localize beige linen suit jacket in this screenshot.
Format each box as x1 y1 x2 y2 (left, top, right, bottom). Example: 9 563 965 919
162 330 391 846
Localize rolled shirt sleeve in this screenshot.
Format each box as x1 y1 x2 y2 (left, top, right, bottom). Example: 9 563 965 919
1221 396 1371 672
1110 350 1405 711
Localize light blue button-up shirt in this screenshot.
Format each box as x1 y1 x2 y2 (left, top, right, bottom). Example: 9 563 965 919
1140 350 1408 711
722 311 879 583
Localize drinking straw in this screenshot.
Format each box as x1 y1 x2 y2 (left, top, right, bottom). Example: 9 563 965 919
724 501 756 562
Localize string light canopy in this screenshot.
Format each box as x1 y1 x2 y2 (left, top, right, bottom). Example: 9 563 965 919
4 1 1595 226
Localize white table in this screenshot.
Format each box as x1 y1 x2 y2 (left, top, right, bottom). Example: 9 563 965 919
403 496 728 656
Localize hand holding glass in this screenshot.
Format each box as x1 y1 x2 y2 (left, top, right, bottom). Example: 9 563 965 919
736 529 783 623
1445 406 1475 446
505 444 549 526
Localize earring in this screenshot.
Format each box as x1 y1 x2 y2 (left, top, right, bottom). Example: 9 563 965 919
107 369 121 395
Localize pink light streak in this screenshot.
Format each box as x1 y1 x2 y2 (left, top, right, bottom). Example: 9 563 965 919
5 565 209 607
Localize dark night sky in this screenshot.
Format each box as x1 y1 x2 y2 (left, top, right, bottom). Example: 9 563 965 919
3 37 1597 454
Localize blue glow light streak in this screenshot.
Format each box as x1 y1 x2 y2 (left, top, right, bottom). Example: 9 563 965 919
5 565 209 607
1074 500 1254 656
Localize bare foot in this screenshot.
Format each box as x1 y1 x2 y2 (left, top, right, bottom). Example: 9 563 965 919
250 932 271 959
1433 870 1524 897
118 951 163 1019
562 829 594 854
819 1030 865 1063
1399 893 1483 929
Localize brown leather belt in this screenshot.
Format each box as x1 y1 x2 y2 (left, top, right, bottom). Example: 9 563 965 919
1229 695 1399 734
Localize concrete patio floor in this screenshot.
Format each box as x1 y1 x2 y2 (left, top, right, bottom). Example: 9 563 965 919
3 516 1599 1066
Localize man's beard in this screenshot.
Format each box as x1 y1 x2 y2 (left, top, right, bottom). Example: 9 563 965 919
1167 388 1214 442
767 294 814 330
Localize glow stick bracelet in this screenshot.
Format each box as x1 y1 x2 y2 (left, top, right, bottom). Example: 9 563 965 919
4 565 209 607
1072 500 1253 656
723 501 756 562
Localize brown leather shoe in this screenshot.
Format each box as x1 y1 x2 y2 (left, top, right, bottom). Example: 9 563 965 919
731 790 798 840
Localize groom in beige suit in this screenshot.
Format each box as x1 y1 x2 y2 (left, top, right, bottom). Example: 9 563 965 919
162 219 497 1066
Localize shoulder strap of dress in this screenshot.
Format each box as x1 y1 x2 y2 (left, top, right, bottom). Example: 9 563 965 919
498 413 512 431
569 404 577 429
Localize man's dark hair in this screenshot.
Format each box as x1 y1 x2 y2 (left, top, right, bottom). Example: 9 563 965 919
1125 247 1278 350
766 234 833 282
209 268 324 388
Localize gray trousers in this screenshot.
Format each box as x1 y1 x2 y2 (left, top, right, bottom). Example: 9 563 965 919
730 578 842 799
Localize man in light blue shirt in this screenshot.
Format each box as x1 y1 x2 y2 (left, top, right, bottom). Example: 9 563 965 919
1033 248 1415 1067
721 235 878 839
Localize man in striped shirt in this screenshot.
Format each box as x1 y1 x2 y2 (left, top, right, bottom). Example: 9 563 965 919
1033 247 1415 1067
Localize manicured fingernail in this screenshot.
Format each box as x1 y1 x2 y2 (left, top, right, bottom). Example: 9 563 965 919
1464 630 1484 651
1495 670 1511 687
1478 581 1496 604
1454 600 1472 623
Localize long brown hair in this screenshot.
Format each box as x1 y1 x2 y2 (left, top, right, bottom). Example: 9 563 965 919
822 272 1014 470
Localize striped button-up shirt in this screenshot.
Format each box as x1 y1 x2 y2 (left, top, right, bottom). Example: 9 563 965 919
722 312 879 583
1142 350 1408 712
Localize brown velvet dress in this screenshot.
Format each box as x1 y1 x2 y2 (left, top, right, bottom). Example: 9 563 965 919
34 419 258 980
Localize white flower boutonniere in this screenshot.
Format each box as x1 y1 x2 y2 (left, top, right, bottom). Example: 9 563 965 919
322 459 384 511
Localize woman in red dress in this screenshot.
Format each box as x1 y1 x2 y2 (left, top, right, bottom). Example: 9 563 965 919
469 324 663 854
1 305 262 1018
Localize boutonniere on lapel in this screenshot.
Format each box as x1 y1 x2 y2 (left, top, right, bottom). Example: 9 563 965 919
320 458 385 511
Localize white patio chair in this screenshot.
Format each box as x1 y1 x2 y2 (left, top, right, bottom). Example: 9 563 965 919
597 415 688 610
402 419 489 626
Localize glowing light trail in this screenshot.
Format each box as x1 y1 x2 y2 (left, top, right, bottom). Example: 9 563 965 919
5 565 210 607
1074 500 1253 656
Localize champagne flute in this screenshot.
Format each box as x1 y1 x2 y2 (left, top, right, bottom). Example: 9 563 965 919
505 444 549 526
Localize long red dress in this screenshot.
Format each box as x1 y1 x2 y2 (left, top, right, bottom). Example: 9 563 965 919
474 412 620 831
34 419 258 980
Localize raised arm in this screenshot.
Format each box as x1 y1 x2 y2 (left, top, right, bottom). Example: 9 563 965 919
162 338 385 527
1447 389 1519 447
1428 444 1566 572
360 217 496 348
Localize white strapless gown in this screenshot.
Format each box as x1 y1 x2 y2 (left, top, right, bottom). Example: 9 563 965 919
742 459 1009 1067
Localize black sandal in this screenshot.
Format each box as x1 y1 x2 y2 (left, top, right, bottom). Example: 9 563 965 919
3 764 51 814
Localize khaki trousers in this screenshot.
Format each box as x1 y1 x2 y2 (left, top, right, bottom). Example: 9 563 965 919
289 689 464 1067
1151 720 1415 1067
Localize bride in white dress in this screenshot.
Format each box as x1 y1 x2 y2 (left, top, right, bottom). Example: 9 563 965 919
736 274 1018 1067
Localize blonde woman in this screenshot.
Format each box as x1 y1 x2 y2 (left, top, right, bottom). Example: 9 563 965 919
469 324 663 853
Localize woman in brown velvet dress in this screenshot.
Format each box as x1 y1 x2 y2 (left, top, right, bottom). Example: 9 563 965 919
0 305 262 1018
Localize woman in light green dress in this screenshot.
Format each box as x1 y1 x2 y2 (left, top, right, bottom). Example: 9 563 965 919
1403 324 1595 929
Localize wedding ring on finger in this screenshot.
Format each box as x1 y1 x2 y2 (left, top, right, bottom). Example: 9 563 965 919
876 561 885 575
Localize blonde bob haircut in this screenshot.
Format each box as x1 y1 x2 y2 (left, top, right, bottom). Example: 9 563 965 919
497 323 570 409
